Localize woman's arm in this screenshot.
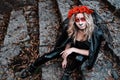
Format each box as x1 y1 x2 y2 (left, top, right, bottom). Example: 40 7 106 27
72 48 89 56
61 43 71 68
61 43 71 58
61 48 89 59
61 46 89 68
65 43 71 49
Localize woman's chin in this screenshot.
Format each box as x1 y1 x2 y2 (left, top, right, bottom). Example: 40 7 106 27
78 26 86 30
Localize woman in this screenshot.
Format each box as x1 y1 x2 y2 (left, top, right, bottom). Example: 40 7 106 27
20 6 104 80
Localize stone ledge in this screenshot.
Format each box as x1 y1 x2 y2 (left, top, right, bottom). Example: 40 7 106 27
102 0 120 17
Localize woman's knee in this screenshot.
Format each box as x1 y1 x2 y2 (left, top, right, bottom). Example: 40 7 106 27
75 55 84 61
44 51 60 59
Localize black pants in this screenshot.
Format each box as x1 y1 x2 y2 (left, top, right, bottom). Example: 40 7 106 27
63 53 88 75
33 48 62 67
33 48 88 71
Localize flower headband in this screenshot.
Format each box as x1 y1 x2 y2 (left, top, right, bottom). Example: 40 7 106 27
68 6 94 19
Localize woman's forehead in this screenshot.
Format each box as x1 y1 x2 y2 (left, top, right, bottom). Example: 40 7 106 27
76 13 84 17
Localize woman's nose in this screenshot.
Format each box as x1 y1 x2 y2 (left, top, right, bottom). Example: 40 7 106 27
79 24 83 26
78 21 83 24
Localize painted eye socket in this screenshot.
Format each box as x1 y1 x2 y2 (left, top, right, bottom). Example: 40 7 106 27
75 17 86 22
81 18 86 21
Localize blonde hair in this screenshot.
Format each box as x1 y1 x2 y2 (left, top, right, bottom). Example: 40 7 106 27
67 13 94 42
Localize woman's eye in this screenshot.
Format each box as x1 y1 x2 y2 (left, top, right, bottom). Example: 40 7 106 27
75 18 80 22
81 18 86 21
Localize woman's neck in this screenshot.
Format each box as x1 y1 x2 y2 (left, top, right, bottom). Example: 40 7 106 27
76 30 87 41
78 30 85 35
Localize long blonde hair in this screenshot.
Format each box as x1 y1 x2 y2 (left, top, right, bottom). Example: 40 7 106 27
67 13 94 42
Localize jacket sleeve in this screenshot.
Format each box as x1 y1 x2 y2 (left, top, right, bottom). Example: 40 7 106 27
86 27 104 69
92 11 113 45
86 11 113 69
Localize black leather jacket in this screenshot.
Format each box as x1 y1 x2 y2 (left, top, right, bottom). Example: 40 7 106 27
54 12 104 69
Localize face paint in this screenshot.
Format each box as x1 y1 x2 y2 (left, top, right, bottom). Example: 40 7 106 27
75 13 87 30
79 24 83 26
75 17 86 22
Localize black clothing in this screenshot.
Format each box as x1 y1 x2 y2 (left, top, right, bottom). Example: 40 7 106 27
45 10 113 70
33 34 91 67
67 40 90 62
20 12 108 79
73 40 90 50
31 18 103 69
61 40 89 80
33 40 90 67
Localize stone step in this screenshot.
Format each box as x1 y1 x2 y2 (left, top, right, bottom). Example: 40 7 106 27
0 10 29 80
56 0 74 21
102 0 120 17
4 10 29 45
38 0 63 80
41 62 64 80
79 0 114 22
39 0 60 54
56 0 81 22
106 0 120 9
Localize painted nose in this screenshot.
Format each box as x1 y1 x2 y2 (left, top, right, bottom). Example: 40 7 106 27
79 24 83 26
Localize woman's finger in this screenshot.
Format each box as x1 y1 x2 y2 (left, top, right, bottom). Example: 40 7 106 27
62 54 64 58
64 52 68 58
64 64 66 68
62 64 65 69
62 62 64 68
62 53 65 58
60 51 64 55
62 52 67 59
62 61 67 69
63 64 66 69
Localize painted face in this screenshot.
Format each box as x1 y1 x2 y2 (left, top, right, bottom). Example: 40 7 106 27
75 13 87 30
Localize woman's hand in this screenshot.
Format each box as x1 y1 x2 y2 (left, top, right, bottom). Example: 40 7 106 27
61 48 74 59
62 59 67 69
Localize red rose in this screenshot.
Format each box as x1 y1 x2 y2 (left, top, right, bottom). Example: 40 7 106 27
68 6 94 19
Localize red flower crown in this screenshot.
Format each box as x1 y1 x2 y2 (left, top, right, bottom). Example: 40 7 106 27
68 6 94 19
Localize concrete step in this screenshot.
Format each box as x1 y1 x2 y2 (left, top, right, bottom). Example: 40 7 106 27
56 0 74 21
56 0 81 21
39 0 60 54
38 0 63 80
106 0 120 9
0 10 29 80
102 0 120 17
4 10 29 45
80 0 114 22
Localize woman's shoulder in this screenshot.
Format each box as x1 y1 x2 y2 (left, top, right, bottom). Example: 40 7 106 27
93 26 103 36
